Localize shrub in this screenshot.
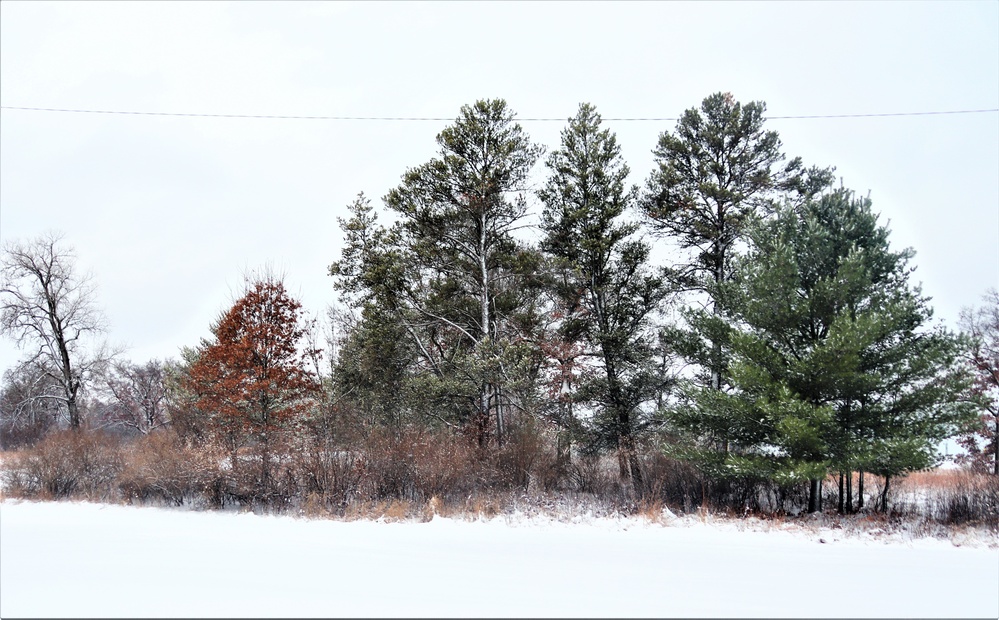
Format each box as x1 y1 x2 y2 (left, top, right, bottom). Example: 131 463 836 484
1 429 124 500
361 426 479 504
887 469 999 529
566 454 617 496
298 447 364 512
639 453 704 513
487 418 555 492
117 430 221 506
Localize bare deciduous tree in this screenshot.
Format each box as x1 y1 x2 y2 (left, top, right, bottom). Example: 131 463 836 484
957 289 999 475
1 232 112 429
0 363 63 448
100 359 171 436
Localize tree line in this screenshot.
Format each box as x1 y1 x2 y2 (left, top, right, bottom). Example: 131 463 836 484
2 93 996 517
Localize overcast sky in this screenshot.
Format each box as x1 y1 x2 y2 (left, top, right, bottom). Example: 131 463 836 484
1 1 997 376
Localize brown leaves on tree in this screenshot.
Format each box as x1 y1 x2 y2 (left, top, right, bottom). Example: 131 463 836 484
187 279 320 440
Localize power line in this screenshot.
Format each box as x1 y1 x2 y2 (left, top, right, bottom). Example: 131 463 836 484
1 105 997 121
769 109 999 120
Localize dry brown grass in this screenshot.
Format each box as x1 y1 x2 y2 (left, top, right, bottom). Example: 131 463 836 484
883 468 999 527
464 493 503 520
422 494 444 521
342 498 418 522
637 497 674 524
301 491 331 519
117 430 224 506
0 449 15 501
896 468 977 490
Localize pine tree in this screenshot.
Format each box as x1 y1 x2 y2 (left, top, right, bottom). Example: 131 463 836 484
328 194 417 427
331 101 544 445
673 188 974 512
640 93 833 396
539 103 672 489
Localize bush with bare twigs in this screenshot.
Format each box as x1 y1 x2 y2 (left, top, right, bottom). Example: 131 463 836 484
2 429 124 500
2 422 996 535
484 418 558 492
884 469 999 528
360 426 479 504
296 443 365 514
117 430 223 506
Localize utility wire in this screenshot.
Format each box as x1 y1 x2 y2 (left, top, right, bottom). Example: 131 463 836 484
1 105 997 121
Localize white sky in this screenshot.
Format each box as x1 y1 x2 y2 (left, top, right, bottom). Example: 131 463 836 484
1 1 997 374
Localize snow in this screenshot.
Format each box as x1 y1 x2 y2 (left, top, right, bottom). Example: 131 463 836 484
1 500 997 618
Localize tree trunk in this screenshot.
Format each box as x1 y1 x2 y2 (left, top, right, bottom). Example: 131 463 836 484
52 301 82 429
474 409 489 449
858 471 865 509
993 414 998 476
261 429 270 499
711 237 725 381
711 249 727 454
62 360 81 429
556 429 571 472
838 472 845 514
67 391 81 430
879 475 891 513
478 208 498 446
617 441 629 481
846 469 853 513
625 434 644 496
556 378 572 473
595 285 636 488
609 379 638 489
497 387 505 447
807 478 819 513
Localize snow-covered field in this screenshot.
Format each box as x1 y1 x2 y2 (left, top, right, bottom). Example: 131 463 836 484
1 500 996 618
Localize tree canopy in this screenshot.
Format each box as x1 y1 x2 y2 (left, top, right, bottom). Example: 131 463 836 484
186 275 320 495
671 188 976 510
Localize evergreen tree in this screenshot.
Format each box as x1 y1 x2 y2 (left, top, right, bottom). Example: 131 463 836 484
330 303 414 429
673 188 974 512
640 93 833 395
539 103 672 488
328 194 416 428
331 101 544 445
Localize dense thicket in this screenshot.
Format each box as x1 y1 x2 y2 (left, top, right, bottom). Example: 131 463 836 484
1 93 990 522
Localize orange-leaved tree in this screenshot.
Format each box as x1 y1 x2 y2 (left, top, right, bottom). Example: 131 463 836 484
187 276 320 494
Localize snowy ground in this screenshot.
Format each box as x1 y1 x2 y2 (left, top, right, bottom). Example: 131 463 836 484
1 500 996 618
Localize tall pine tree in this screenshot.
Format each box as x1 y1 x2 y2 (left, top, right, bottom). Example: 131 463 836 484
332 100 544 445
539 103 672 489
640 93 833 398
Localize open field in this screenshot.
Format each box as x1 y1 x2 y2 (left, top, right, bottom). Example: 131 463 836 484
1 499 996 618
